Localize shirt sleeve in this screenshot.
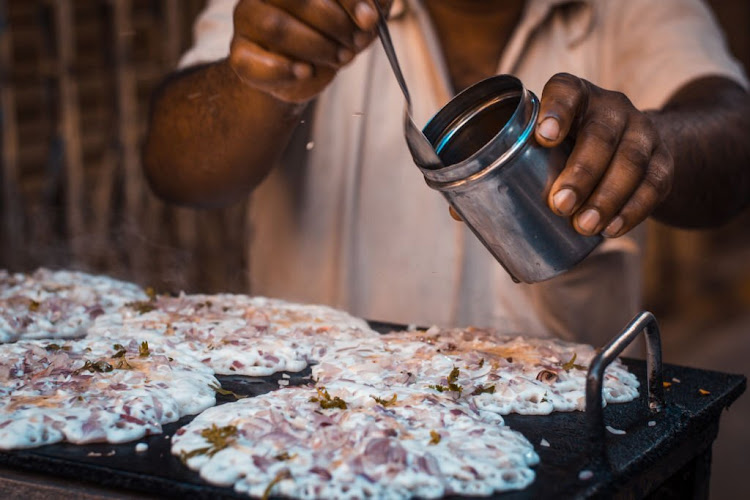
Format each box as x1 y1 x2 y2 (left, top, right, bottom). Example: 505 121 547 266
178 0 238 69
606 0 748 110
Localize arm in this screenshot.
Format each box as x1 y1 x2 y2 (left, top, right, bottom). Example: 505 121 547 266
534 74 750 237
143 0 389 208
143 61 305 207
649 76 750 228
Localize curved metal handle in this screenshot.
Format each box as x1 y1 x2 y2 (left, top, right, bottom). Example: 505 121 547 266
586 311 664 440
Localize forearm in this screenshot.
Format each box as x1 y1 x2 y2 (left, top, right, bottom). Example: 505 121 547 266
143 60 305 207
650 76 750 228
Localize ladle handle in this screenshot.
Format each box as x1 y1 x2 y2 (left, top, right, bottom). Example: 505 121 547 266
373 3 443 170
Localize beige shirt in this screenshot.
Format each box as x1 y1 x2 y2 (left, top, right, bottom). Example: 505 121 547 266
180 0 746 345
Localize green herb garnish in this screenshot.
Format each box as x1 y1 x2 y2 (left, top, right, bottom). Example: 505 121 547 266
209 382 247 400
127 300 156 314
429 430 441 445
471 384 495 396
45 344 62 352
262 470 291 500
478 358 485 368
28 300 41 312
139 341 150 358
179 424 238 462
560 353 586 372
310 387 347 410
75 360 114 374
274 452 296 461
145 287 157 300
112 344 127 358
429 367 463 394
371 394 398 407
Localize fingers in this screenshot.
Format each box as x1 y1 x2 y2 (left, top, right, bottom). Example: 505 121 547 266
229 38 309 88
229 37 338 103
235 0 348 69
230 0 387 101
338 0 380 30
268 0 359 50
539 73 674 237
536 73 588 147
602 144 673 237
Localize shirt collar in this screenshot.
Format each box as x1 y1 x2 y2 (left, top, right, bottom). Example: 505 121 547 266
396 0 594 46
524 0 594 46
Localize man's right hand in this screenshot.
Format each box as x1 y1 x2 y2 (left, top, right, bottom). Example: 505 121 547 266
229 0 392 103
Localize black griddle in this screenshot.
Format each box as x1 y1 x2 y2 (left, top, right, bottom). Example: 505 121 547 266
0 317 745 499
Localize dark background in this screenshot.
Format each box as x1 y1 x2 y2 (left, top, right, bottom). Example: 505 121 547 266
0 1 748 498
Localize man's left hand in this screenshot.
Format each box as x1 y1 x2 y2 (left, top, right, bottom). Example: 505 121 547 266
535 73 674 238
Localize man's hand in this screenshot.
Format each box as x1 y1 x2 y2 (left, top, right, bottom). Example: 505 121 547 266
229 0 393 103
535 73 674 238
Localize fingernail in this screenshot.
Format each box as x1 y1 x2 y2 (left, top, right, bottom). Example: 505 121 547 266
552 188 577 214
292 62 312 80
538 118 560 141
338 47 354 64
353 31 370 49
603 216 624 237
354 2 377 29
577 209 600 234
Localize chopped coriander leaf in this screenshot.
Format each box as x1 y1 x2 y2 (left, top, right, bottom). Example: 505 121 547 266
139 341 150 358
428 367 464 394
262 470 291 500
310 387 347 410
45 344 62 352
470 384 495 396
112 344 127 358
429 430 441 445
28 300 41 312
371 394 398 407
201 424 238 455
447 366 460 384
75 360 114 374
179 446 211 463
209 382 248 400
126 300 156 314
560 353 586 372
145 286 157 300
180 424 238 463
274 452 296 461
478 358 485 368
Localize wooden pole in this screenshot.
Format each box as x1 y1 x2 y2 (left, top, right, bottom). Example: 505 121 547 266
111 0 146 280
54 0 86 264
0 0 23 269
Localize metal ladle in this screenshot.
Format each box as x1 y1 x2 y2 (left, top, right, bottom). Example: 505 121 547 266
374 3 443 170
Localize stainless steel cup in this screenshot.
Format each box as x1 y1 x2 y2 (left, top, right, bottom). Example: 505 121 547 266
419 75 602 283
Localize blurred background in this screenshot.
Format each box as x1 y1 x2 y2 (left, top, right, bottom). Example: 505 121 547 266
0 0 748 498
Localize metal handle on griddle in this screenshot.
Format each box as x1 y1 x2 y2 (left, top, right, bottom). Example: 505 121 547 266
586 311 664 440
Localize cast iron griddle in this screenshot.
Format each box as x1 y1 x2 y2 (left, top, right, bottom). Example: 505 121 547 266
0 321 745 499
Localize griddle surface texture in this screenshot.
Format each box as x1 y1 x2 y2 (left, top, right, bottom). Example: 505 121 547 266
0 334 744 499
